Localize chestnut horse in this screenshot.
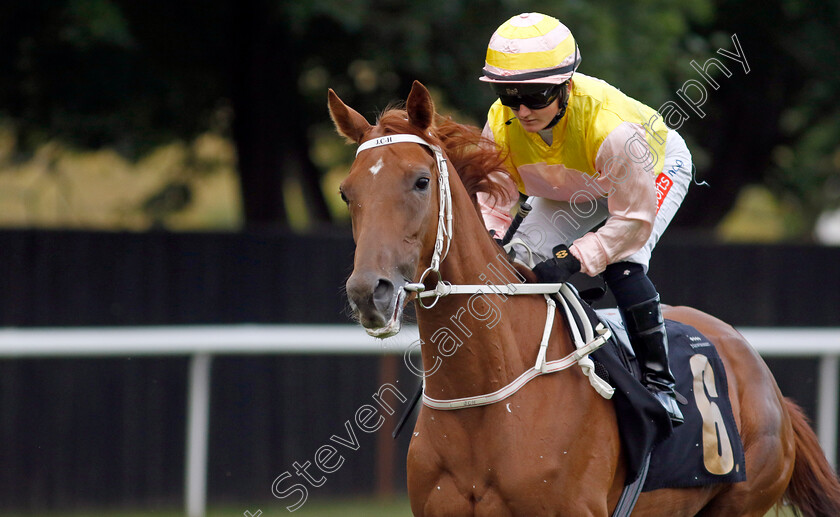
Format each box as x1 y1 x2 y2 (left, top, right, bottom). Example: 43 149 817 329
328 81 840 516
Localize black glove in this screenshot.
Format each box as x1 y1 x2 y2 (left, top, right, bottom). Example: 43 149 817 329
532 245 581 284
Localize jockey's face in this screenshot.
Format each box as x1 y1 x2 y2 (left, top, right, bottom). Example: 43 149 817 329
493 81 566 132
511 99 561 132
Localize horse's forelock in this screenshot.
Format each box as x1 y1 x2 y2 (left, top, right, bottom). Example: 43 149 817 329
376 108 439 143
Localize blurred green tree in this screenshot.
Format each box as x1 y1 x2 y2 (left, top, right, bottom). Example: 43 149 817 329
670 0 840 233
1 0 837 235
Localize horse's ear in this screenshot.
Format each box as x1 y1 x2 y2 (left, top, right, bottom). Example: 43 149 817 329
328 89 371 144
406 80 435 131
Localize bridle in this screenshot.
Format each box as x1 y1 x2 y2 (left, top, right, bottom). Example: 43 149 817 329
354 133 613 409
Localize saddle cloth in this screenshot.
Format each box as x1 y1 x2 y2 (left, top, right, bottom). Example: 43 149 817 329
588 308 747 490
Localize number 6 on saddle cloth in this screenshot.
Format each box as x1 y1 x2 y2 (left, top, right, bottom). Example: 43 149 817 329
580 303 745 491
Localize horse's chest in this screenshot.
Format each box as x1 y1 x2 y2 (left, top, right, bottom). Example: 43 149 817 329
408 417 593 515
417 466 589 516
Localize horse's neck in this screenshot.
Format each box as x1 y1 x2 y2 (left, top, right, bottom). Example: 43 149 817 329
416 194 565 400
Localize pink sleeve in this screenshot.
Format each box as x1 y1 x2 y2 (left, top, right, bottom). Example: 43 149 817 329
477 123 519 237
569 122 656 276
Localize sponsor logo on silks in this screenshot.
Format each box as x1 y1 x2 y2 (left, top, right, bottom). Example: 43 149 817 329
655 172 674 212
555 249 569 259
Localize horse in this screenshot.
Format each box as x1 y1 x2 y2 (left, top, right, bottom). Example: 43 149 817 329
328 80 840 516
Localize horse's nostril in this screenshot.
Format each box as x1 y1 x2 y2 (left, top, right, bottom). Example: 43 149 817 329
373 278 395 313
346 273 399 328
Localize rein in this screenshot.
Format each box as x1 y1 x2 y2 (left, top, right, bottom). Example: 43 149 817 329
355 133 613 410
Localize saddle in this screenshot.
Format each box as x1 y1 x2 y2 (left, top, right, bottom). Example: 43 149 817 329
564 291 747 492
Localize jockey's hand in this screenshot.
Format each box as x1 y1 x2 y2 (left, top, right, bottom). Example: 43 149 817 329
533 245 581 284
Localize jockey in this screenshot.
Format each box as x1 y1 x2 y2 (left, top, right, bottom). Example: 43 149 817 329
477 12 692 425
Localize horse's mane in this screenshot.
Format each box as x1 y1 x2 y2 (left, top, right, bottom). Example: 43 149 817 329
375 108 511 206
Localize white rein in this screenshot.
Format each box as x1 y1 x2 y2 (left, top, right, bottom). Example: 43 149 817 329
355 133 613 409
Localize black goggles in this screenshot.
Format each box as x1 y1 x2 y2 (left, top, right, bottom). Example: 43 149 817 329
493 83 565 110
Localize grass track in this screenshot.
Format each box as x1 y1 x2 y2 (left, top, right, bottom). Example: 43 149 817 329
0 497 412 517
0 497 799 516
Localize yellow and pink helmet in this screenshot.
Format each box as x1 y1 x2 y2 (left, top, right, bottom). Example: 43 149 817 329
480 13 580 85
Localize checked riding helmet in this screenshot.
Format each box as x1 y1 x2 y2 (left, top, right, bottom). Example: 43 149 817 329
480 13 580 128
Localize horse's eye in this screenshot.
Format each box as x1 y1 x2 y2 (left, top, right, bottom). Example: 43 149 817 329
415 177 430 191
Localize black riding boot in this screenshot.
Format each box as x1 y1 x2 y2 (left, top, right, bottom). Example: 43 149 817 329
623 295 684 426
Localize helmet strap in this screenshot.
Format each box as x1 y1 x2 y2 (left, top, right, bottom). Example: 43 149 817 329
542 81 571 130
542 104 567 130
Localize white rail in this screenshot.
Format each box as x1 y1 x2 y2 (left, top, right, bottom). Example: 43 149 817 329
0 324 838 516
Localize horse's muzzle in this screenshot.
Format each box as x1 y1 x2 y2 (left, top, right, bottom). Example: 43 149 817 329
346 272 407 338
